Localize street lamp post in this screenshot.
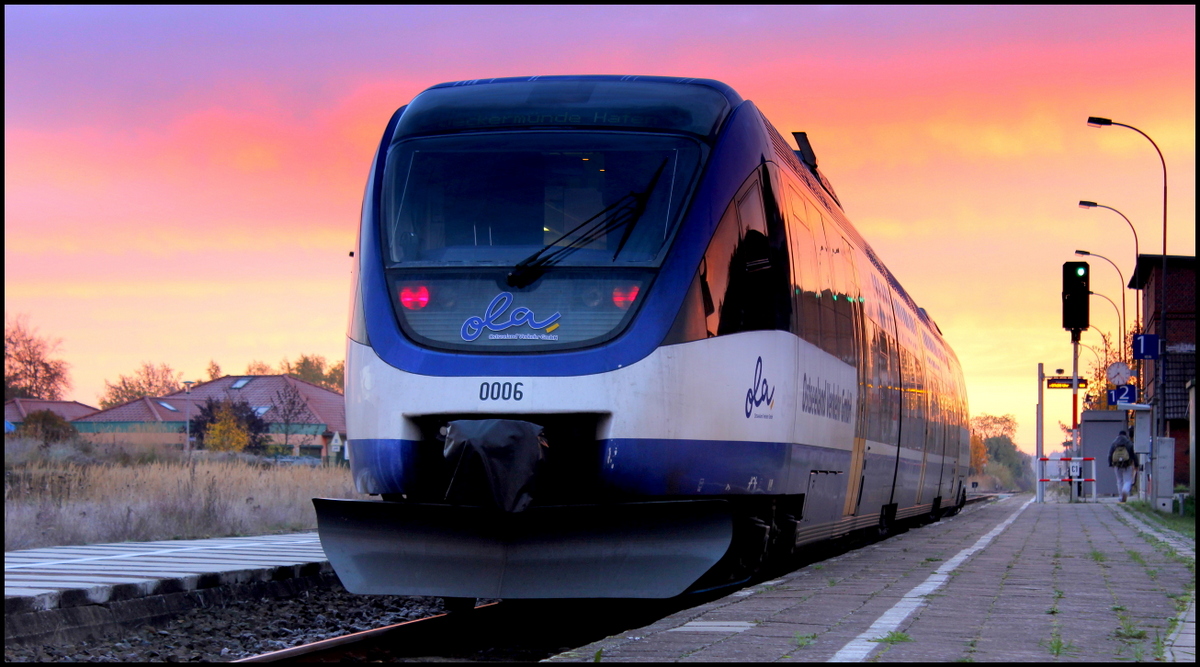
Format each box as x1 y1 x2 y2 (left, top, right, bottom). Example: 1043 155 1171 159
1078 343 1103 410
183 380 195 455
1088 291 1124 356
1078 202 1140 332
1079 342 1102 367
1087 117 1168 450
1076 250 1126 357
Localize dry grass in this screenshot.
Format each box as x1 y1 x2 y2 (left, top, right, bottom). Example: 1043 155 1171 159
4 437 368 551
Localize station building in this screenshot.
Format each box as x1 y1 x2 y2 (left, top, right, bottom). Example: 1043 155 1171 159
1128 253 1195 490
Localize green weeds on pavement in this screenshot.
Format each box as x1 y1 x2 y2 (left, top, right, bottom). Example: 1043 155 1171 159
793 632 817 648
869 631 913 645
1152 630 1166 661
1039 633 1078 658
1114 614 1148 641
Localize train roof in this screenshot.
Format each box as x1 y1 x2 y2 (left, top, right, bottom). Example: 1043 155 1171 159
425 75 744 107
397 75 744 141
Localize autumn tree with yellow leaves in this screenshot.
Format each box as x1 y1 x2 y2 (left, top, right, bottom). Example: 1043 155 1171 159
204 405 250 452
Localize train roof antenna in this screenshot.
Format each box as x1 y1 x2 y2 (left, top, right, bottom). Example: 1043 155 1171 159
791 132 818 169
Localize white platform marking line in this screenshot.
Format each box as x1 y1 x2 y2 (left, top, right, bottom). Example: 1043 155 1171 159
829 498 1034 662
4 537 322 570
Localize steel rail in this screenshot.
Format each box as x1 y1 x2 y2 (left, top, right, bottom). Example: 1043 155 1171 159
234 602 498 663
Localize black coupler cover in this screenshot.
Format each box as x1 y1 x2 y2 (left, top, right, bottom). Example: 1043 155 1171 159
442 419 546 512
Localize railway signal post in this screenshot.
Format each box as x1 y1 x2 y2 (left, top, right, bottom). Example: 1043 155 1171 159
1062 261 1090 500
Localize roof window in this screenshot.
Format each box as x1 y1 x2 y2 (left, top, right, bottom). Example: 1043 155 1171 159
157 401 179 412
254 406 270 417
231 378 252 389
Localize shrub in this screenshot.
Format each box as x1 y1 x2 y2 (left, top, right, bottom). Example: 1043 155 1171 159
16 410 77 446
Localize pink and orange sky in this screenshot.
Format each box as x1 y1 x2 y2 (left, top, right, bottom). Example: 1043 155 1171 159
5 6 1195 453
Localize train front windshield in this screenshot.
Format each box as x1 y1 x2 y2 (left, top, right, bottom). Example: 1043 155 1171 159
380 132 704 352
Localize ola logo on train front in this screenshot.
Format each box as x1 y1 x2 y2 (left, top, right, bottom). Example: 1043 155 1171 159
460 292 562 342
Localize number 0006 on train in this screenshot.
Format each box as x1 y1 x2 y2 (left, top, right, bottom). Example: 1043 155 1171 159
314 75 970 600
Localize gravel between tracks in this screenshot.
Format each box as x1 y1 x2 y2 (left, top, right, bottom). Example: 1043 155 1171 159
4 584 448 662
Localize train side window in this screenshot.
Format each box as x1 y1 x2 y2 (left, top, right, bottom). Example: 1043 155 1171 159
700 197 742 337
866 267 901 445
760 163 793 333
806 202 841 359
736 182 768 236
864 317 900 445
899 341 928 453
698 172 792 337
834 235 860 367
787 185 821 348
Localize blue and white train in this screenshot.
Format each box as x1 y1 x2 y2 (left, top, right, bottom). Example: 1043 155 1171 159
315 75 970 600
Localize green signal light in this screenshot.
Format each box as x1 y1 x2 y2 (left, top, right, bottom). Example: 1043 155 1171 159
1076 267 1086 276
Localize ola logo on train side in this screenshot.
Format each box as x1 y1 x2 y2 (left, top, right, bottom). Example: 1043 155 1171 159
745 356 775 419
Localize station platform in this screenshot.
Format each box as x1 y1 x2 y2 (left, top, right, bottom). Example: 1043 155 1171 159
4 532 330 645
551 495 1196 662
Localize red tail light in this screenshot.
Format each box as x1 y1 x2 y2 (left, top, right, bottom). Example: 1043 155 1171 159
612 285 639 310
400 285 430 310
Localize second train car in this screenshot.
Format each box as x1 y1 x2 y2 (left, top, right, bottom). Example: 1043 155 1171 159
315 75 970 600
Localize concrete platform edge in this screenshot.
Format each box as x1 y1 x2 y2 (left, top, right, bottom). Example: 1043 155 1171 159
1110 505 1196 663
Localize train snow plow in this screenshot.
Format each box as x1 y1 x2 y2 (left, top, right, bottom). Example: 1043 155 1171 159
313 498 733 599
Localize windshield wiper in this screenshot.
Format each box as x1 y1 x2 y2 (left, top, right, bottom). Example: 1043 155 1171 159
506 159 669 288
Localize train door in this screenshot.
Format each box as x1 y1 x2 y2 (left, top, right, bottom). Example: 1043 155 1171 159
785 185 832 516
935 354 955 504
923 372 941 504
832 234 867 517
805 216 865 518
936 355 967 506
786 189 854 522
858 260 902 518
894 305 928 511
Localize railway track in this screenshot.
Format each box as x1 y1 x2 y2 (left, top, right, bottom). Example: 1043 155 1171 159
235 598 690 663
234 604 488 662
238 495 1000 662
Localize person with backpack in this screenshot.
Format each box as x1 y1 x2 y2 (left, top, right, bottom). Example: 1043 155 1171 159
1109 430 1137 502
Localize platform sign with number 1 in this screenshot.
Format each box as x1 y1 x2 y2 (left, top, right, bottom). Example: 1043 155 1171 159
1133 334 1159 360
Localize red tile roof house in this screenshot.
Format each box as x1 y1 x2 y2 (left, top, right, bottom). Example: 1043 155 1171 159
5 398 99 429
71 376 346 458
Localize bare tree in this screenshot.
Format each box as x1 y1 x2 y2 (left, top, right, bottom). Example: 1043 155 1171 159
270 381 314 453
4 313 71 400
99 362 182 409
206 360 223 381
